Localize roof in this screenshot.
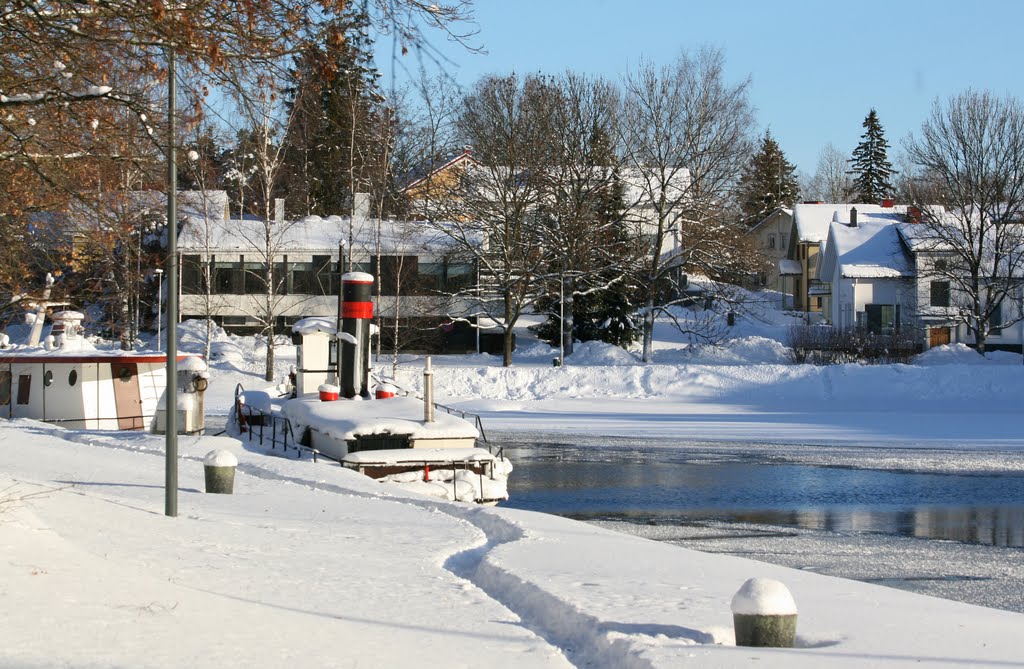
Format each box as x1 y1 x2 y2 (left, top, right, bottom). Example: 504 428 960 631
179 212 474 256
792 203 909 243
748 207 793 234
819 219 914 280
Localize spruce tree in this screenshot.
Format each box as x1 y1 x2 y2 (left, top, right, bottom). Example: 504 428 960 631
533 124 640 349
280 7 389 217
847 108 895 203
736 129 798 227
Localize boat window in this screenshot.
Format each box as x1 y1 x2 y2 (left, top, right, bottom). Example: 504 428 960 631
0 370 10 405
68 370 77 387
117 366 132 383
43 370 53 387
16 374 31 405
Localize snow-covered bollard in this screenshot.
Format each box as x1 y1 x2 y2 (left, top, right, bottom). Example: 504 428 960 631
731 578 798 648
203 450 238 494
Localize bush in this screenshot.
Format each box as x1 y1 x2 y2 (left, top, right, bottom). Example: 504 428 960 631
788 324 921 365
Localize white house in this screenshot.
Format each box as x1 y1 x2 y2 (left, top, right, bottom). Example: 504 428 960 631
816 208 915 333
175 192 481 352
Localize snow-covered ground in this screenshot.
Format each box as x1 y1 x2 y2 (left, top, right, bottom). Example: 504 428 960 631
4 296 1024 667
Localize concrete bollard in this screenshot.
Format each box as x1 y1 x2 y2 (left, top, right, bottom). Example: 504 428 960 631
203 449 238 494
731 577 798 648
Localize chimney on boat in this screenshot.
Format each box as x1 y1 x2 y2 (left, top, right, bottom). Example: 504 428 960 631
339 272 374 398
849 207 858 227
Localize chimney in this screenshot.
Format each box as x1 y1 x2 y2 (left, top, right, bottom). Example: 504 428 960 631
881 198 895 208
849 207 858 227
353 192 369 220
908 206 923 224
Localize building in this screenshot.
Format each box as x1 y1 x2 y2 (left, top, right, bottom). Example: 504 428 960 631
175 192 480 353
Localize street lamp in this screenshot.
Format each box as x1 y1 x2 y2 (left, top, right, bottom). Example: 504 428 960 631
155 268 164 351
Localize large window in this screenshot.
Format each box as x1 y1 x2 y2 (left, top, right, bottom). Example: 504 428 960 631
989 301 1003 336
213 261 242 294
930 281 950 307
862 304 900 334
181 255 205 294
376 255 419 296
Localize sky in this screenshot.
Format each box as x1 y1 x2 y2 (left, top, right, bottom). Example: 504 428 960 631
376 0 1024 178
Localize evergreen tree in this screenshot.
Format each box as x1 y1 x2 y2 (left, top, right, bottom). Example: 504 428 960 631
736 129 798 227
280 7 390 218
533 123 640 349
847 108 895 202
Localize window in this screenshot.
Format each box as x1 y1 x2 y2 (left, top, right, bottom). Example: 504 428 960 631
16 374 31 405
181 255 205 294
214 261 241 294
989 301 1003 336
0 370 10 405
445 263 475 292
43 370 53 387
243 262 266 294
768 234 776 249
68 370 77 387
864 304 900 334
313 255 336 295
375 256 419 296
930 281 950 308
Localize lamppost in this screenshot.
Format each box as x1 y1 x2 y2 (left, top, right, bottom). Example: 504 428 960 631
155 268 164 351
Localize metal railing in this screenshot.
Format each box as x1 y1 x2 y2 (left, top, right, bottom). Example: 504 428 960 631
233 383 339 464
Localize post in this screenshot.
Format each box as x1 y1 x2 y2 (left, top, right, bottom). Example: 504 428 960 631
164 44 179 518
155 268 164 352
423 356 434 423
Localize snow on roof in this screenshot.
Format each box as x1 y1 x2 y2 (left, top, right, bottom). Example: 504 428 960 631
793 203 908 243
292 317 337 336
283 395 479 442
179 212 470 257
819 219 914 280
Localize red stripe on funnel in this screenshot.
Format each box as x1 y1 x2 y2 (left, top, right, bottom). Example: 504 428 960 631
342 302 374 319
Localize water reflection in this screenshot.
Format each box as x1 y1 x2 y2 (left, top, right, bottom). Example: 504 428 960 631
501 442 1024 548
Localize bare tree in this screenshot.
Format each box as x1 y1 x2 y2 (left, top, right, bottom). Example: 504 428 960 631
904 90 1024 354
422 74 558 366
620 48 756 361
805 143 853 203
536 72 635 359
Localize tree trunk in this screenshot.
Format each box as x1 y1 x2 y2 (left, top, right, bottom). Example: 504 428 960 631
563 275 574 358
642 296 655 362
503 294 514 367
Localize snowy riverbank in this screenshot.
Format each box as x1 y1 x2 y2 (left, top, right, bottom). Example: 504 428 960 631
3 420 1024 668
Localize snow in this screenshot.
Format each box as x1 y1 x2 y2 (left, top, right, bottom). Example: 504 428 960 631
731 578 798 616
6 303 1024 667
202 449 238 467
284 395 479 441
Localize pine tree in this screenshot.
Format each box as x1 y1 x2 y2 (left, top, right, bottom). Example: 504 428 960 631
736 129 798 227
847 108 895 203
280 7 389 217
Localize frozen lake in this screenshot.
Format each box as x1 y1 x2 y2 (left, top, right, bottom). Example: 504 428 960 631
497 435 1024 612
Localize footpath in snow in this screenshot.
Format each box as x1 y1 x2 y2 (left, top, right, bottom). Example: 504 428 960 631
2 419 1023 669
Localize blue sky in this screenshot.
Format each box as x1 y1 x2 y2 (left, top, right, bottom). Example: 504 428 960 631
376 0 1024 177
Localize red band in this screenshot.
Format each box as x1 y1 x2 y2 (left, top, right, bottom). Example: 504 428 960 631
342 302 374 319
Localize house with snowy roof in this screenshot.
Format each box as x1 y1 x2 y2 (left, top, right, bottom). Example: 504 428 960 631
779 201 907 319
816 207 915 334
175 192 481 353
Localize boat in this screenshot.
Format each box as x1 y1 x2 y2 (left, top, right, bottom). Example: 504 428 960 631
233 271 511 504
0 308 208 432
